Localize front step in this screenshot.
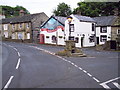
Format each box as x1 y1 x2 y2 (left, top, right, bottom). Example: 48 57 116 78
72 53 87 57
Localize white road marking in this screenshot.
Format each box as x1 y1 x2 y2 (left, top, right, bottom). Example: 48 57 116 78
87 73 92 77
13 47 18 51
112 82 120 89
74 64 78 68
30 46 101 84
93 77 100 83
100 83 111 89
4 76 14 88
83 70 87 73
17 52 20 57
100 77 120 89
78 67 83 70
16 58 21 69
100 77 120 85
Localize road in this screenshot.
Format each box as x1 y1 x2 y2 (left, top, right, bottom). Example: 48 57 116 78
1 41 119 89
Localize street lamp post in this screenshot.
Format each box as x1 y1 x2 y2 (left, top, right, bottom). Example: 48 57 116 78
67 16 73 40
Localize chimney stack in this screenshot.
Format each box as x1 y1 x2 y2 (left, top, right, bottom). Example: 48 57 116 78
19 10 25 16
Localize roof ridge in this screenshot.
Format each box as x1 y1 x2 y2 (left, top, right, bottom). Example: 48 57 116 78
2 12 45 20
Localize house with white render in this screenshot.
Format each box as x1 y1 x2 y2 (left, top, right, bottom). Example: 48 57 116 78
40 14 96 48
65 14 95 47
93 16 120 47
40 16 66 45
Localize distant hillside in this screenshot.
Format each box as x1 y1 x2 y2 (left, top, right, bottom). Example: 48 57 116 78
0 5 30 18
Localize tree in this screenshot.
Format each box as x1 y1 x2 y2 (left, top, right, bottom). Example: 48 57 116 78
0 5 30 18
73 2 119 17
53 2 72 17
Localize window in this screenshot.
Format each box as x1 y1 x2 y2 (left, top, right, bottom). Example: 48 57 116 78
12 24 15 30
117 29 120 34
27 33 30 39
69 36 74 40
69 24 74 32
89 35 95 43
75 37 79 43
52 36 57 43
19 23 22 29
92 23 95 31
4 24 8 30
100 35 107 42
100 27 107 33
18 32 23 39
26 23 29 28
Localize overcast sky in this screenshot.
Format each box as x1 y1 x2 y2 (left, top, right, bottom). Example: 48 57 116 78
1 0 83 17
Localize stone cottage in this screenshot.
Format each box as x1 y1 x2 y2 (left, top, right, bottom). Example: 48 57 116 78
1 12 49 43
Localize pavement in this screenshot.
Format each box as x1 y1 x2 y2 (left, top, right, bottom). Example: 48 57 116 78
1 41 120 89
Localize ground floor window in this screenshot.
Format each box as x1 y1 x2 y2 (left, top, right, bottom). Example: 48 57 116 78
69 36 74 40
100 35 107 42
4 31 8 38
18 32 23 39
27 33 30 39
52 35 57 43
89 35 95 43
75 37 79 43
12 33 15 39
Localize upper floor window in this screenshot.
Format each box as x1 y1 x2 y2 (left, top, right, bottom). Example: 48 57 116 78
12 24 15 30
100 35 107 42
92 23 95 31
100 27 107 33
69 24 74 32
4 24 8 30
26 23 30 28
19 23 22 29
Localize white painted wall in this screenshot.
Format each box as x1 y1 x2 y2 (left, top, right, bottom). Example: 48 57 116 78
40 28 65 45
65 15 95 48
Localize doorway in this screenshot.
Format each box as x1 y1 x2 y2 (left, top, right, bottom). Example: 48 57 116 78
96 37 99 45
81 37 84 47
40 34 45 44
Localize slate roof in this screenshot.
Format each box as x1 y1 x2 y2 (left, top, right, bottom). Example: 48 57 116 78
93 16 117 26
1 12 46 24
73 15 95 22
53 16 67 25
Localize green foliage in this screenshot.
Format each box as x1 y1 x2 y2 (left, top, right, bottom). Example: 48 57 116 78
53 2 72 17
73 2 119 17
0 5 30 18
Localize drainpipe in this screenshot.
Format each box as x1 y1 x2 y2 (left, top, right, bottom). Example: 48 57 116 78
94 23 97 47
31 22 33 43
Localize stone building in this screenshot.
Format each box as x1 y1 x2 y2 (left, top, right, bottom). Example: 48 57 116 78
1 12 49 43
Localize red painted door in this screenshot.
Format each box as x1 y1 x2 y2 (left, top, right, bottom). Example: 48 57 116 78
40 34 45 44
